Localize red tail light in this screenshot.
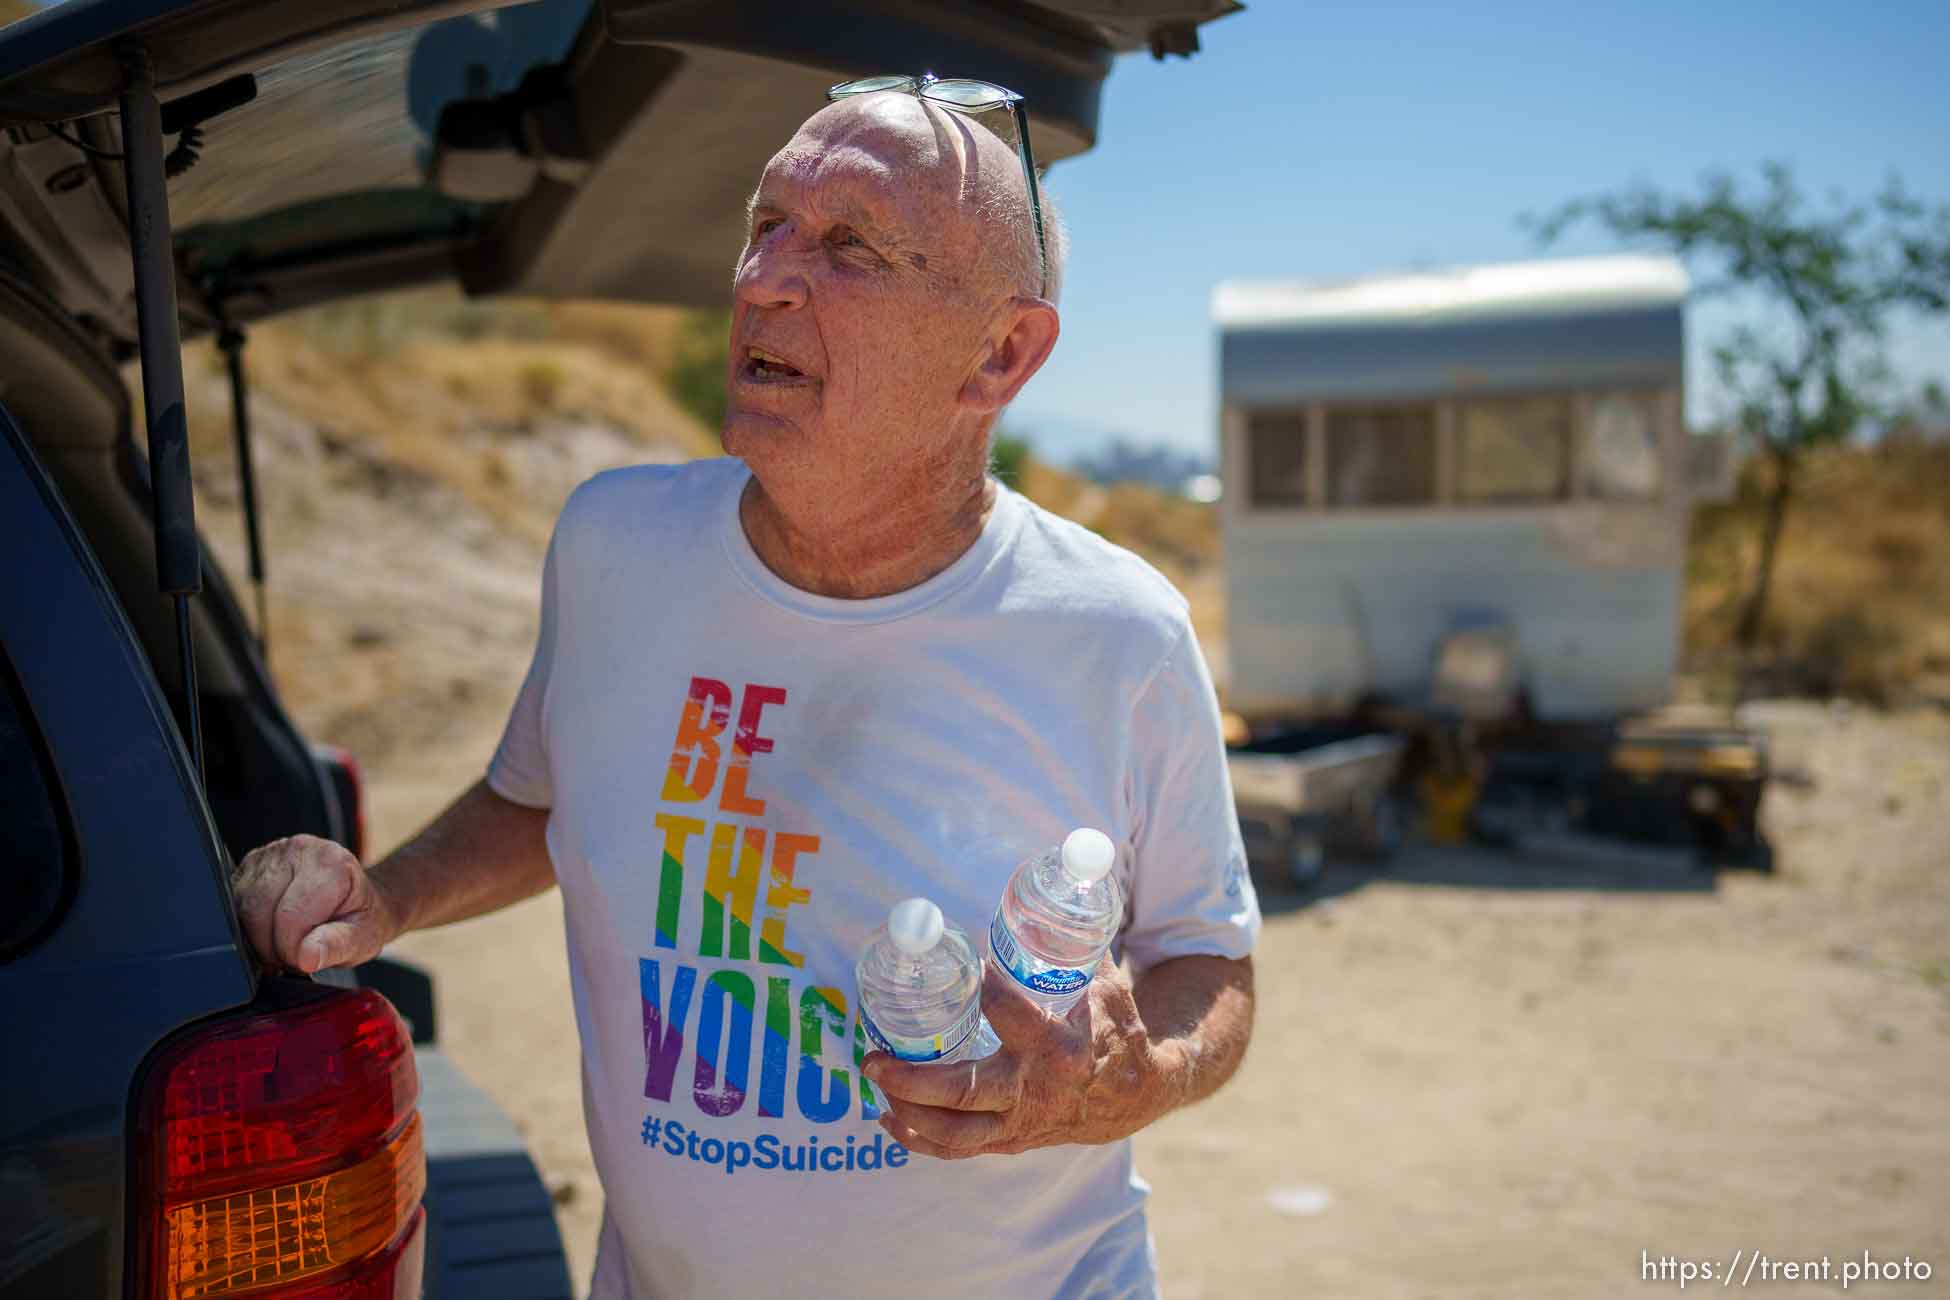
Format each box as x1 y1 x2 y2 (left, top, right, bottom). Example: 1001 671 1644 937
135 986 425 1299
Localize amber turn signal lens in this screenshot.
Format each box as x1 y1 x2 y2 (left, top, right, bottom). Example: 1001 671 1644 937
161 1112 424 1298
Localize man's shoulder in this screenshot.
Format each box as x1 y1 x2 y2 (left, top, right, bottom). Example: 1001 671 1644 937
1001 485 1194 653
557 456 742 539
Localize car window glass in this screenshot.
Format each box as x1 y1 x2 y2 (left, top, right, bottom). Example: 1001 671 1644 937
171 0 592 271
0 643 70 957
0 0 40 35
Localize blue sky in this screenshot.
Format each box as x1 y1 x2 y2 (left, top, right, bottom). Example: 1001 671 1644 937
1009 0 1950 462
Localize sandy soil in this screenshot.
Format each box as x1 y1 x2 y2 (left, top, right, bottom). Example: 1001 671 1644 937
185 376 1949 1297
1138 700 1950 1299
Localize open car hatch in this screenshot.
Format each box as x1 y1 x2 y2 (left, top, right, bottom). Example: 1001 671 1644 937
0 0 1241 343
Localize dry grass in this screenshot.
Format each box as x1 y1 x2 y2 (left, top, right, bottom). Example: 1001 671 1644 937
545 300 696 374
1009 456 1226 653
1685 439 1950 703
138 291 721 769
177 290 719 549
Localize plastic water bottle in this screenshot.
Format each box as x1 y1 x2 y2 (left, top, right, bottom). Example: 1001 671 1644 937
989 828 1124 1016
857 899 1000 1064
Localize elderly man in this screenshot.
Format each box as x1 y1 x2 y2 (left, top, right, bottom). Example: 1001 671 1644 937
234 82 1258 1299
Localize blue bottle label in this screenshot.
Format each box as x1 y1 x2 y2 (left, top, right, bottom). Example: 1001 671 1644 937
990 913 1090 996
861 1000 980 1063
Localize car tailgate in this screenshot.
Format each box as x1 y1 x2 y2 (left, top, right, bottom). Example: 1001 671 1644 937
416 1046 577 1300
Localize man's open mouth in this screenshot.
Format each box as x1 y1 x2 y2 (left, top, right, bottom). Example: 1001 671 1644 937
742 346 809 382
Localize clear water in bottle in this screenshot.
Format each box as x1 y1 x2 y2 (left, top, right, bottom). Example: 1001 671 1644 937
990 827 1124 1016
856 899 1000 1063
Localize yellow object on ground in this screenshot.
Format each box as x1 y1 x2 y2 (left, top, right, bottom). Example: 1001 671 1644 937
1420 769 1479 843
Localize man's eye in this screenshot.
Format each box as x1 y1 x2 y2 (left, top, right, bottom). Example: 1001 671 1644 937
755 217 785 236
837 230 868 250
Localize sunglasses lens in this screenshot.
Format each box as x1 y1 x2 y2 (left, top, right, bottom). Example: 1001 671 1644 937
828 74 918 98
923 79 1014 110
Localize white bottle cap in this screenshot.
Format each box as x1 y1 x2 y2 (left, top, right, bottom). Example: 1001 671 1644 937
887 898 944 955
1061 828 1115 883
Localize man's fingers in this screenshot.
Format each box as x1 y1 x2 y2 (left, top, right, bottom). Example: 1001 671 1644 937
1069 952 1123 1029
980 960 1054 1049
877 1123 962 1161
865 1048 1021 1112
879 1104 1005 1158
269 840 361 970
297 918 367 974
233 840 297 968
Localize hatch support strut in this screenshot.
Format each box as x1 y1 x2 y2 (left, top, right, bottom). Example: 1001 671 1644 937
119 48 205 784
216 322 272 667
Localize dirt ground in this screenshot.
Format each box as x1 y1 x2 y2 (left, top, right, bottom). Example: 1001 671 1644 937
1136 699 1950 1299
183 370 1948 1297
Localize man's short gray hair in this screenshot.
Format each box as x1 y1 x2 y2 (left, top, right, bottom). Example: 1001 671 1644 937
973 166 1068 304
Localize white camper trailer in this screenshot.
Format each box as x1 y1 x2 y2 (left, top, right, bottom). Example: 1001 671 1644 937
1216 253 1732 724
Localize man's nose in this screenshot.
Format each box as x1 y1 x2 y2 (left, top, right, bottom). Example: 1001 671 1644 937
735 233 809 311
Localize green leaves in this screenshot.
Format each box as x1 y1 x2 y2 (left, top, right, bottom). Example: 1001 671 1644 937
1529 165 1950 456
668 308 731 441
989 432 1031 486
1530 166 1950 651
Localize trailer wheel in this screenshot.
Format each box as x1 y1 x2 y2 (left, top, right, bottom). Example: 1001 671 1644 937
1288 833 1327 888
1347 795 1403 862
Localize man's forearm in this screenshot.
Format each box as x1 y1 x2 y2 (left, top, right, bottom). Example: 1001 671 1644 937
369 778 556 934
1135 954 1255 1111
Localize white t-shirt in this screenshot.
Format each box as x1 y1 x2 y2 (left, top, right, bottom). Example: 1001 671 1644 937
487 457 1259 1300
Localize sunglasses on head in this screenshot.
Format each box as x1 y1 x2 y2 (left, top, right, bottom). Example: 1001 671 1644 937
827 73 1049 299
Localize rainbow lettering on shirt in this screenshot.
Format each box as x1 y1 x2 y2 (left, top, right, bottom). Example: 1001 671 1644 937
638 676 882 1133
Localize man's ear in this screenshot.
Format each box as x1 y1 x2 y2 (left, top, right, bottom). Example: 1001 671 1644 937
958 300 1061 416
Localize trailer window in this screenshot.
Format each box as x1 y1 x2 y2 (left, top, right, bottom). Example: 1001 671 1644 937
1458 396 1571 503
1584 393 1662 500
1326 404 1435 506
1246 410 1307 507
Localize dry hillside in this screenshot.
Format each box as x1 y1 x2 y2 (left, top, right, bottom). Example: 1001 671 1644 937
1685 440 1950 704
173 293 720 774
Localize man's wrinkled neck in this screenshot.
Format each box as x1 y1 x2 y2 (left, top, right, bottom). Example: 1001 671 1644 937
738 459 998 600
